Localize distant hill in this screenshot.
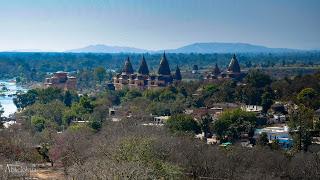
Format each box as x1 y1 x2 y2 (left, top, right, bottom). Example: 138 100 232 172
67 44 149 53
66 42 302 54
165 42 300 53
2 49 43 52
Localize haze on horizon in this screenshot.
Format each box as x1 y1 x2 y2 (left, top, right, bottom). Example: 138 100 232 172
0 0 319 52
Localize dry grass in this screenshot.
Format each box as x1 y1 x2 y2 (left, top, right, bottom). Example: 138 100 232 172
30 168 66 180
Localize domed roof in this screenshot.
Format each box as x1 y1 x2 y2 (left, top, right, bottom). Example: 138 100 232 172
227 54 241 73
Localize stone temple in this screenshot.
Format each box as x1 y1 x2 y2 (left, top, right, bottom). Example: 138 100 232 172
204 54 245 82
44 71 77 91
113 53 181 90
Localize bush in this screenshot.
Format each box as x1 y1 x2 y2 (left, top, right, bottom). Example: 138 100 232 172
31 116 46 132
212 109 257 140
90 120 102 131
166 114 201 134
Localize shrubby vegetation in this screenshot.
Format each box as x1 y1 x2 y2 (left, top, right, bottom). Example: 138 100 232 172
166 114 201 134
47 119 320 179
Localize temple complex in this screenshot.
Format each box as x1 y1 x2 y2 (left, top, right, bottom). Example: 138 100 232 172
44 71 77 91
113 53 181 90
204 54 245 82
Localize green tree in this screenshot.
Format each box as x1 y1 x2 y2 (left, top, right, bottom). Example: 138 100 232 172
289 105 314 151
94 66 106 84
90 119 102 131
257 132 269 146
270 139 281 150
200 114 213 137
124 90 142 101
245 70 272 88
148 102 171 116
143 89 161 101
166 114 201 134
69 95 94 121
297 88 320 109
37 87 63 104
159 90 176 102
13 89 38 109
63 109 77 126
31 116 46 132
212 109 257 141
63 91 73 107
235 85 262 105
261 92 273 113
24 100 67 128
78 95 94 113
203 84 219 97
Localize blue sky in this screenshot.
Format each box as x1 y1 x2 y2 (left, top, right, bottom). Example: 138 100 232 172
0 0 319 51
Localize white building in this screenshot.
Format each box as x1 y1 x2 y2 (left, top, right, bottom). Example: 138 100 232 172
153 116 170 125
255 125 290 141
241 105 263 113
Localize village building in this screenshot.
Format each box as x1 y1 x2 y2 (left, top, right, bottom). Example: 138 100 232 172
204 54 246 82
241 105 263 113
268 114 286 124
255 125 292 149
185 107 221 122
152 116 170 125
185 103 241 123
44 71 77 91
113 53 181 90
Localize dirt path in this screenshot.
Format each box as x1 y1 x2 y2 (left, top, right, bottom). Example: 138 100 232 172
30 168 66 180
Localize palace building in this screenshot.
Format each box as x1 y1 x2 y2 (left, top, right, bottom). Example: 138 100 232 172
44 71 77 91
204 54 245 82
113 53 181 90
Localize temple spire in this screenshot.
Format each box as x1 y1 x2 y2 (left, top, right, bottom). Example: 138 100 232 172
138 55 149 75
174 66 182 81
213 63 221 75
158 52 171 75
227 54 241 73
122 57 134 74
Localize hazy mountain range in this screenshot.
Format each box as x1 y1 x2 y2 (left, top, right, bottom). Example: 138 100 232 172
3 49 44 52
66 44 148 53
66 42 303 54
3 42 311 54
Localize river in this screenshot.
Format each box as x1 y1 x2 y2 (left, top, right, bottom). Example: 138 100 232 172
0 80 28 117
